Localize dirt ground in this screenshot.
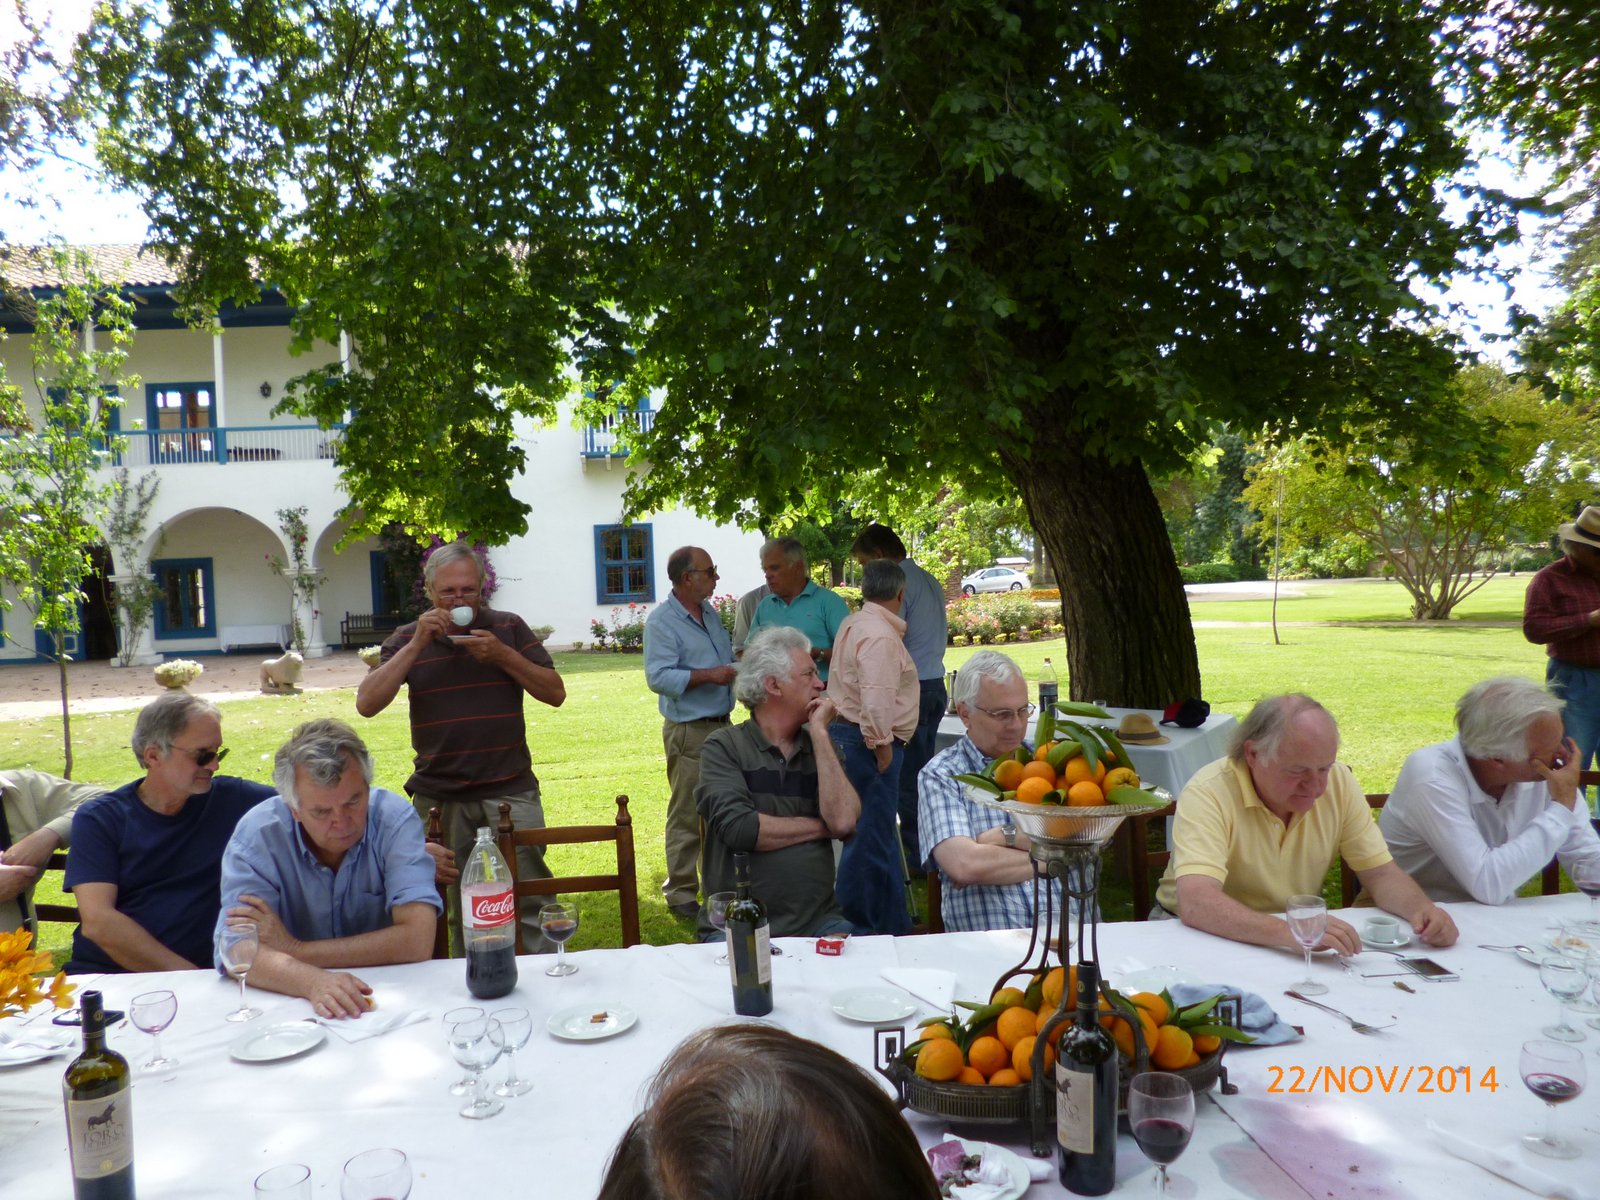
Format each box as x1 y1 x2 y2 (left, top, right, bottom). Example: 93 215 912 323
0 651 373 721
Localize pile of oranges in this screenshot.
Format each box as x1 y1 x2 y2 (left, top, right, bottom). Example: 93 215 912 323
991 744 1140 807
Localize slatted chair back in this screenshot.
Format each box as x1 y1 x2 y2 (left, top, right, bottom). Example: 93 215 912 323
425 807 451 960
495 795 641 953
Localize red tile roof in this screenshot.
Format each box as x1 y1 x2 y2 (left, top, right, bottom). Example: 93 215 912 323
0 243 180 289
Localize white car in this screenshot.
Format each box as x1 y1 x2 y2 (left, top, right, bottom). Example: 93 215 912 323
960 566 1031 595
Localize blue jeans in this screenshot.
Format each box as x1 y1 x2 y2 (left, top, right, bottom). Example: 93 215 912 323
831 720 912 935
897 678 948 860
1548 658 1600 817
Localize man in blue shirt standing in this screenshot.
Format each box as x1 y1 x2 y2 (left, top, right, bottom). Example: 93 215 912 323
644 546 737 918
747 537 850 679
216 719 441 1019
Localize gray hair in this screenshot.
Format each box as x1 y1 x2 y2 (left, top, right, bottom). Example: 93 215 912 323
423 540 486 595
272 718 374 811
1228 694 1337 762
1456 676 1564 759
860 559 906 604
734 625 812 709
760 536 806 569
131 691 221 766
952 650 1024 709
666 545 699 585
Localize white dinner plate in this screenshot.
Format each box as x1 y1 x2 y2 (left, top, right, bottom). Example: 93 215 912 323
948 1139 1029 1200
229 1022 327 1063
0 1029 76 1067
830 986 919 1025
547 1003 638 1041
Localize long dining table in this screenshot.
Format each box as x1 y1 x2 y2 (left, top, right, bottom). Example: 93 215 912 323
3 892 1597 1198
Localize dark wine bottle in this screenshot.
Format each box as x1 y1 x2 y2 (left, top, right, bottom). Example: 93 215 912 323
63 990 136 1200
1057 962 1116 1195
726 852 773 1016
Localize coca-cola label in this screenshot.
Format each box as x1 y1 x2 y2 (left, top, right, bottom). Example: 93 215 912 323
466 886 516 929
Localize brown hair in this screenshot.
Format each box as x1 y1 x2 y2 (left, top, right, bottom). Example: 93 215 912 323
598 1024 939 1199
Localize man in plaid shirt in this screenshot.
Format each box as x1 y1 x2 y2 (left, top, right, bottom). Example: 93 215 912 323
1524 506 1600 816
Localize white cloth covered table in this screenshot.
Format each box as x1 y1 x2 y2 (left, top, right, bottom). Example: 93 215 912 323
3 894 1597 1197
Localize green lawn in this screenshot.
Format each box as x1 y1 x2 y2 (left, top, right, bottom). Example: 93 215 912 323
1187 573 1532 624
4 598 1563 965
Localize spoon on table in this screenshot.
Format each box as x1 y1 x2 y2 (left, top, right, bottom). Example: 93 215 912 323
1478 943 1538 957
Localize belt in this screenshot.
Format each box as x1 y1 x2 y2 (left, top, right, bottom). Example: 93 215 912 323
673 714 732 726
834 717 909 748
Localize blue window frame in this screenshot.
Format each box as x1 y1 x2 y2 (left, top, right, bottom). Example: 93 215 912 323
152 557 216 637
146 382 216 462
369 550 403 613
594 524 654 604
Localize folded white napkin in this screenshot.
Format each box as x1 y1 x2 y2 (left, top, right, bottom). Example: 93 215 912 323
880 967 956 1013
937 1134 1053 1189
314 1008 430 1043
0 1026 75 1064
1428 1119 1595 1200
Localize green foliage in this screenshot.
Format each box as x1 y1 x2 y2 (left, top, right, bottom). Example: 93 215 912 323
266 506 323 654
946 592 1043 640
1157 432 1264 571
104 467 161 667
589 603 648 652
833 586 863 613
1180 563 1241 585
711 593 737 636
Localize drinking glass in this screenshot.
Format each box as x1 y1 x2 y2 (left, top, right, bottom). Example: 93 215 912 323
253 1164 311 1199
1520 1040 1585 1159
707 891 735 966
539 901 579 977
216 924 262 1021
440 1006 483 1096
1285 894 1328 996
490 1006 534 1098
448 1015 505 1119
1576 870 1600 923
130 989 178 1073
1539 955 1587 1042
1128 1071 1196 1195
341 1148 412 1200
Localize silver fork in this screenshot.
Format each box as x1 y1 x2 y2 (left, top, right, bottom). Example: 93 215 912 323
1284 990 1393 1035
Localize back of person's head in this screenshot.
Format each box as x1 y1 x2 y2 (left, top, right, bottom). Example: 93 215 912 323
1456 676 1563 760
598 1024 939 1200
131 691 221 766
861 558 906 603
851 523 907 560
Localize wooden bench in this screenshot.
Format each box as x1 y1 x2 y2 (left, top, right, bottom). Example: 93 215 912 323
340 612 404 649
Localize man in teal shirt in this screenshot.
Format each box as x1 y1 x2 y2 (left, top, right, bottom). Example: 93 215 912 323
747 537 850 681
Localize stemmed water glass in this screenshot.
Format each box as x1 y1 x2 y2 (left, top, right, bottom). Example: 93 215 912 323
1285 894 1329 996
491 1006 533 1098
1520 1040 1585 1159
217 924 262 1021
341 1148 412 1200
1539 955 1587 1042
448 1015 506 1119
1128 1071 1196 1195
130 989 178 1073
441 1006 483 1096
708 891 735 966
540 901 579 977
1576 871 1600 924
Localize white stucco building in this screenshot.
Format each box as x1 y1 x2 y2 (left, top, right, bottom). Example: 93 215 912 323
0 246 764 666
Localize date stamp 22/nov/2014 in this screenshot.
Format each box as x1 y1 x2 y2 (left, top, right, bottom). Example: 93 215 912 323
1266 1064 1500 1095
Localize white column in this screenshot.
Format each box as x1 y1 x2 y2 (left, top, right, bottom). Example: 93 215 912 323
107 572 161 667
211 327 227 427
296 567 331 659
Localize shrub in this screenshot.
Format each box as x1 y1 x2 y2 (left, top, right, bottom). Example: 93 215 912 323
1179 562 1239 584
834 585 863 612
591 603 648 651
1029 587 1061 601
712 593 738 635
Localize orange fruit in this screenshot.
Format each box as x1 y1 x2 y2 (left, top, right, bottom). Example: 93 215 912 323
1193 1033 1221 1056
991 985 1028 1008
996 1005 1038 1052
1012 1034 1055 1082
1151 1025 1194 1070
917 1022 954 1041
1035 1005 1067 1048
1034 741 1058 762
915 1037 965 1081
955 1066 987 1086
1019 760 1056 786
1065 780 1106 807
967 1035 1009 1079
1015 777 1054 805
1061 756 1107 787
1178 1051 1202 1068
1040 965 1073 1010
1102 1007 1159 1060
993 759 1025 790
988 1068 1023 1087
1130 992 1169 1027
1104 766 1140 791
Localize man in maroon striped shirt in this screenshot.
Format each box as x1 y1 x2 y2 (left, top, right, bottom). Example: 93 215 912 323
357 541 566 952
1524 505 1600 815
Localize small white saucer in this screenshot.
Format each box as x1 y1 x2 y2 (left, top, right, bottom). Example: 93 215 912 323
830 986 918 1025
1361 930 1411 951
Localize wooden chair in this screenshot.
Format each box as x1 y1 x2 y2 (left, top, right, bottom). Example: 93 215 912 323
1123 800 1177 920
496 795 640 952
924 871 944 934
28 848 78 930
424 807 452 960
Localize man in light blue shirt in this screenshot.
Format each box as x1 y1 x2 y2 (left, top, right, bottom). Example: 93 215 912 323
216 719 440 1020
747 536 850 680
644 546 738 917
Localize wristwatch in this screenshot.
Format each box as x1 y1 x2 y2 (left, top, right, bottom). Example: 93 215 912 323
1001 822 1017 848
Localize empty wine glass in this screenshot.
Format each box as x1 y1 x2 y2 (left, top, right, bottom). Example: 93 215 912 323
129 989 178 1073
341 1148 411 1200
253 1164 311 1199
1285 894 1329 996
448 1015 505 1119
1520 1039 1585 1159
1539 955 1587 1042
1128 1071 1196 1195
490 1006 533 1098
539 901 579 977
216 924 262 1021
707 891 735 966
440 1006 483 1096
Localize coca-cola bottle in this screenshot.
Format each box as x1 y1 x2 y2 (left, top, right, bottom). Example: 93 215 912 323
462 826 518 999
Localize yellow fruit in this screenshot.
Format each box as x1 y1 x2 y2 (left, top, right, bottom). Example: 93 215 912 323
996 1005 1038 1052
1130 991 1169 1027
990 986 1027 1009
1034 741 1058 762
1193 1033 1221 1056
1015 777 1055 805
915 1037 966 1082
1041 965 1072 1010
988 1068 1023 1087
1151 1025 1195 1070
917 1022 954 1041
1104 766 1140 791
967 1036 1009 1079
993 759 1025 791
1065 780 1106 807
1012 1034 1055 1082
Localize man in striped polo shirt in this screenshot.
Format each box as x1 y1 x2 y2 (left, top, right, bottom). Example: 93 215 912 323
357 540 566 954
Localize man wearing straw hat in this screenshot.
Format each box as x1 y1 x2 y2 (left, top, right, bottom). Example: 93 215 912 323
1524 505 1600 809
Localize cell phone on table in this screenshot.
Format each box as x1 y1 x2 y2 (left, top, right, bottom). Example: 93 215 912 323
53 1007 124 1026
1397 956 1458 982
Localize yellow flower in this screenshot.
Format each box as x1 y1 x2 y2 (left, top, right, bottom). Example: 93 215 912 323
0 929 76 1020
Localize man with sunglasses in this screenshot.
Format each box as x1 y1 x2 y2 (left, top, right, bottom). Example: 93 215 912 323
918 651 1064 931
63 692 276 973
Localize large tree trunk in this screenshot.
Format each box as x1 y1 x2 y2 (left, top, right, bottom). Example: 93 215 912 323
1005 443 1200 707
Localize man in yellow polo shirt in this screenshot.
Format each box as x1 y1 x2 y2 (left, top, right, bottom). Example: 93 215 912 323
1154 694 1457 954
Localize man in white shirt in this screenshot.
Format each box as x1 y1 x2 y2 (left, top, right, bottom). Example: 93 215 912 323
1 769 104 934
1382 676 1600 904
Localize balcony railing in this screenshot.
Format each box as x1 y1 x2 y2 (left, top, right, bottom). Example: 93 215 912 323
108 424 345 467
582 408 654 457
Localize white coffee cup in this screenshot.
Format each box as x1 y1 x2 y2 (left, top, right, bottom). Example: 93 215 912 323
1363 915 1402 944
449 605 473 626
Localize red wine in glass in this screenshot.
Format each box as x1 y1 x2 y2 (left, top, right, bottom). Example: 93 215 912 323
539 902 579 977
1525 1073 1582 1103
1127 1071 1195 1194
1132 1117 1193 1165
1521 1039 1586 1159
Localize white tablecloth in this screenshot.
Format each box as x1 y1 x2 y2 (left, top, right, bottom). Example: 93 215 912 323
4 894 1598 1197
